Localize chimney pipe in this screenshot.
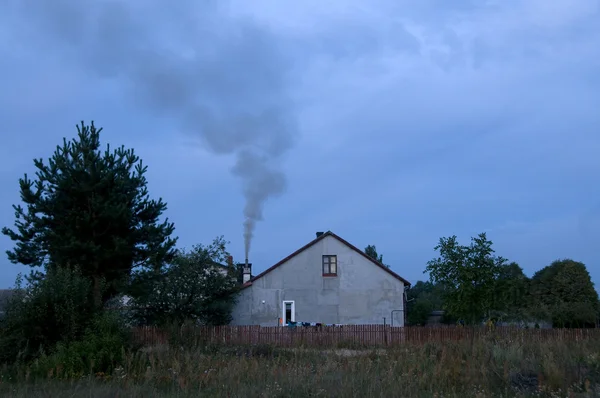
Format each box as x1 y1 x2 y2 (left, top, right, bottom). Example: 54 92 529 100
242 259 252 284
316 231 324 238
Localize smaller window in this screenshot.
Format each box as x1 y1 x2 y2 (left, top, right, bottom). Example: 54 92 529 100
322 255 337 276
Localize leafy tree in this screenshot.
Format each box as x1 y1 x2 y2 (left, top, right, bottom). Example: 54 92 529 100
365 244 389 267
529 259 599 327
406 281 434 326
490 262 531 321
2 121 177 307
130 236 240 326
425 233 507 324
406 281 449 326
407 299 434 326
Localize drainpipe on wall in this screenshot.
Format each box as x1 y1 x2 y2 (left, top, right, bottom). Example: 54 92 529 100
403 285 410 326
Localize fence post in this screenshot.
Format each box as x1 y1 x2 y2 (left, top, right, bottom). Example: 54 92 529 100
385 325 388 346
383 318 387 346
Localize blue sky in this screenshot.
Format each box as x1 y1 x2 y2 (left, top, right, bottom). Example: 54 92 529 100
0 0 599 289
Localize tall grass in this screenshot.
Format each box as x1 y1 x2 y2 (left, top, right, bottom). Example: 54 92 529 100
1 334 599 397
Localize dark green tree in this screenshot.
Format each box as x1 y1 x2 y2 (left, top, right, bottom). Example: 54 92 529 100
406 281 450 326
425 233 507 324
407 298 434 326
490 262 531 321
529 259 599 327
130 236 240 326
2 121 177 307
365 244 388 267
0 267 96 363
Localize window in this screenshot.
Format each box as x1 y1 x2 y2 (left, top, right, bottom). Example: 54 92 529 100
322 255 337 276
282 300 295 325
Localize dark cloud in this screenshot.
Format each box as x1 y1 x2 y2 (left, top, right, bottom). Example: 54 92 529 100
1 0 599 289
7 0 297 256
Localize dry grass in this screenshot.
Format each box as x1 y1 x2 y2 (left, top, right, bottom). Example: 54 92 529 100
1 335 600 397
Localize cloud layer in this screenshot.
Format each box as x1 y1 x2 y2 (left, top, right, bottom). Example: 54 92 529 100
1 0 599 287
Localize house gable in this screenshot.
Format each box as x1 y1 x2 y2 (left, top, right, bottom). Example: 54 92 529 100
230 231 409 326
242 231 410 289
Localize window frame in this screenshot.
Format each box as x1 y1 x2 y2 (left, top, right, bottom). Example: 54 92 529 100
322 255 338 277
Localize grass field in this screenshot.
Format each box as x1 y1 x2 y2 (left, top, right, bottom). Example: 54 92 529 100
1 333 599 397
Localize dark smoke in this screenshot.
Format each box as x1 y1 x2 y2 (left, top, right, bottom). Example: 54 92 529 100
5 0 296 257
232 150 286 259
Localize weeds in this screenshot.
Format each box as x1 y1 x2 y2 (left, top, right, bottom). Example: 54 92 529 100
0 336 599 397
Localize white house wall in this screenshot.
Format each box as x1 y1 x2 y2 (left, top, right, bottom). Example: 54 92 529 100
230 235 406 326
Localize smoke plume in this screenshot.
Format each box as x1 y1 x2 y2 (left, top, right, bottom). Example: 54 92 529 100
6 0 296 257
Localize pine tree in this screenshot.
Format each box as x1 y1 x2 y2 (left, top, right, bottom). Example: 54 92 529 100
2 121 177 307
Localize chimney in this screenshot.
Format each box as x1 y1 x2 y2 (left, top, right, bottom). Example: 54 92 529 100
243 258 252 284
316 231 324 238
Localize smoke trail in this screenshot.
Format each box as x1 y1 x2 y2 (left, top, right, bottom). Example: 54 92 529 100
232 150 286 258
5 0 296 256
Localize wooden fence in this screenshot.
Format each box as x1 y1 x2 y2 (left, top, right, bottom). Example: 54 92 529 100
132 325 600 348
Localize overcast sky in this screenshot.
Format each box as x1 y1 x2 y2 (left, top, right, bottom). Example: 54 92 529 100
1 0 599 288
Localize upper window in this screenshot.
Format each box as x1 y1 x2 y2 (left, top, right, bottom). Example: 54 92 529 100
322 255 337 276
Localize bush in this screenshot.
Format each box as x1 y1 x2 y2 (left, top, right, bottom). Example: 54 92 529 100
31 312 131 379
0 268 97 364
129 238 239 327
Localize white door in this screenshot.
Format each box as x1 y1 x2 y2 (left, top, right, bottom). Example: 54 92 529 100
282 300 295 325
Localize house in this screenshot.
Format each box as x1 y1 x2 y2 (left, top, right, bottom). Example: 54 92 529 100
230 231 411 327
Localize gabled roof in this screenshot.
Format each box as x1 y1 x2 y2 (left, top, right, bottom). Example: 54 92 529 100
241 231 411 289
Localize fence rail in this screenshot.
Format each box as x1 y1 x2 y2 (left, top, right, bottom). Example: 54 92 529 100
132 325 600 348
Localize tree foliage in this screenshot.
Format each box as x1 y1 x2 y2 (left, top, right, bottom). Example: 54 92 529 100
422 231 599 328
425 233 507 324
406 281 448 326
1 121 177 306
365 244 389 267
491 262 530 321
130 236 240 327
0 267 98 363
33 311 131 378
529 259 599 327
